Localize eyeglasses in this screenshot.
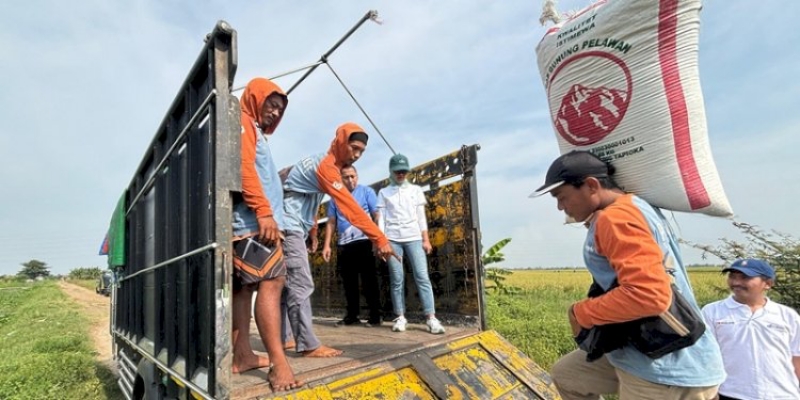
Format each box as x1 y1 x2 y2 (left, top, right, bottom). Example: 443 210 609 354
394 170 409 175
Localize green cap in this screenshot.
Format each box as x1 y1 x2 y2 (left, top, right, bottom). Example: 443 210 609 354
389 154 410 172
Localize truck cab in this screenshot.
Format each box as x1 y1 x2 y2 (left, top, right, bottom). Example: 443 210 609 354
105 20 561 400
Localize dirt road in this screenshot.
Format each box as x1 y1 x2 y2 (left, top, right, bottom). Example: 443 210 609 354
59 281 114 370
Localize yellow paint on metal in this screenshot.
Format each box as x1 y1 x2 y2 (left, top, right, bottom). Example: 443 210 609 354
443 331 562 399
269 385 334 400
330 367 436 400
324 365 391 391
433 344 527 399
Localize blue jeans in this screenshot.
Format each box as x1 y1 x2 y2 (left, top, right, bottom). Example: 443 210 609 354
387 240 435 316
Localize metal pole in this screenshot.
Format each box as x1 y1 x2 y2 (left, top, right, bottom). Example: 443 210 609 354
287 10 381 95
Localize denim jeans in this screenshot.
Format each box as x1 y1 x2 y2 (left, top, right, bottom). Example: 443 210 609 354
387 240 435 316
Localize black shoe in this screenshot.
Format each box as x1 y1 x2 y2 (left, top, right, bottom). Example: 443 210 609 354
365 316 382 327
335 317 361 327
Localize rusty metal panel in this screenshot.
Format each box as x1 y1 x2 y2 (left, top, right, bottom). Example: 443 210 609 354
309 145 481 325
265 330 561 400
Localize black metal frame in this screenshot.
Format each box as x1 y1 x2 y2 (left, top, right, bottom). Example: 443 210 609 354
112 21 239 399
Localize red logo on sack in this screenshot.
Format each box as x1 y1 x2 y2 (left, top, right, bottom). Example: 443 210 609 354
548 52 633 146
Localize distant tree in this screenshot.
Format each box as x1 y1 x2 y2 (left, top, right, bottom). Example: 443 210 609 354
686 221 800 310
17 259 51 280
68 267 104 280
483 238 520 295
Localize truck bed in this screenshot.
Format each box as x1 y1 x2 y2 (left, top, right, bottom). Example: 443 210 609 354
232 318 560 399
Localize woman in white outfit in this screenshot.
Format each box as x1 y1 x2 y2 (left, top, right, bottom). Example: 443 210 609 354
376 154 445 334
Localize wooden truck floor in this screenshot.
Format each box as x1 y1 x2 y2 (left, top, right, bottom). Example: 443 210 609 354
230 318 561 400
231 318 477 398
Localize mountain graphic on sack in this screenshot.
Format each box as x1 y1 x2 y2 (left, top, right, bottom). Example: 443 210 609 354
555 84 629 146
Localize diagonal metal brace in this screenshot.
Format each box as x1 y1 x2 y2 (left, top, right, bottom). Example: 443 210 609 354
286 10 381 95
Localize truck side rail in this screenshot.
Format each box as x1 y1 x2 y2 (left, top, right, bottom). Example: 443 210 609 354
113 21 240 399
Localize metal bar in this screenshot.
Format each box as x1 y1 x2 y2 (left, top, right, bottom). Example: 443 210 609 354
113 330 214 400
325 62 396 154
126 89 217 216
118 243 218 282
231 60 324 93
117 380 133 400
286 10 379 95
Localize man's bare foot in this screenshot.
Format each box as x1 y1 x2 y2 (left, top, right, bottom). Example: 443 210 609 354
232 354 270 374
283 340 295 350
302 345 343 358
268 363 303 392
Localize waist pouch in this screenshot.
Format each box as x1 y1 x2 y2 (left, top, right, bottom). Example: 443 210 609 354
577 280 705 361
232 237 285 284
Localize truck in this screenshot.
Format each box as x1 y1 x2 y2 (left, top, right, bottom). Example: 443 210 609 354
104 19 562 400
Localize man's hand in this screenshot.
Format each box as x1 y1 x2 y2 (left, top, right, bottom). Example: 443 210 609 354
322 246 332 263
422 239 432 255
257 216 280 245
568 304 582 338
376 243 400 263
308 235 319 254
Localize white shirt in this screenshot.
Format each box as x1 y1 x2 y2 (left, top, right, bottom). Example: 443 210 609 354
702 296 800 400
376 184 427 242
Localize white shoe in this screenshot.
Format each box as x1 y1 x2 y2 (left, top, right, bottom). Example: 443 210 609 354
427 317 445 334
392 316 407 332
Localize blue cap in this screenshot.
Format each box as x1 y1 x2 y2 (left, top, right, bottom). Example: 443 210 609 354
723 258 776 280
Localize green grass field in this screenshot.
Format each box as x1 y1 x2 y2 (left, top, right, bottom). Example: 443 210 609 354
0 280 119 400
0 269 729 398
486 268 730 371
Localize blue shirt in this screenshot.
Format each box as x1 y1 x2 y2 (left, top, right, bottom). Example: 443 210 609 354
328 185 377 245
282 153 326 235
232 127 285 237
584 195 726 387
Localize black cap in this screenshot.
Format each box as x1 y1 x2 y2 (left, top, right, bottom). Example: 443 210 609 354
530 151 611 197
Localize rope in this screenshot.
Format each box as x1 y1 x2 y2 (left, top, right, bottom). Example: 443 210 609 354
539 0 562 26
325 61 396 155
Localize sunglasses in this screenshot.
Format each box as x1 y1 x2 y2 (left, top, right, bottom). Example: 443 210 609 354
393 170 409 175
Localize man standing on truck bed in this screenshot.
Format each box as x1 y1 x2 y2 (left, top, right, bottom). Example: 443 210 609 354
281 122 397 357
231 77 302 391
321 164 383 327
534 151 725 399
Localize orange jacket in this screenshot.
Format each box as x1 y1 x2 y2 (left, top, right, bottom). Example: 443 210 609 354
239 78 287 219
573 194 673 327
316 123 389 248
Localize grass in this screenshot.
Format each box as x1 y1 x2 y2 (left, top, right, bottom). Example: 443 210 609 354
0 280 120 400
0 269 730 398
487 268 731 371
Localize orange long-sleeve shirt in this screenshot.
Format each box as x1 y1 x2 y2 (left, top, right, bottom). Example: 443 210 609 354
573 194 673 328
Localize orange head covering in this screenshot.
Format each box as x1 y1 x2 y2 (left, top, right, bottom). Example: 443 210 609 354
329 122 367 166
240 78 288 134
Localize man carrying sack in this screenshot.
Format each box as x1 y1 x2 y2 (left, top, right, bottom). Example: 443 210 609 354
531 150 725 399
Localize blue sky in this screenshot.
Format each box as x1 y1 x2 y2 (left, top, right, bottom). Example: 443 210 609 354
0 1 797 276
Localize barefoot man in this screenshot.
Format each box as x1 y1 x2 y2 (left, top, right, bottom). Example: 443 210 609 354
231 77 302 391
280 122 398 357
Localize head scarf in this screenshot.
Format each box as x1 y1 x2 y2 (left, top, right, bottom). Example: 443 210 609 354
329 122 367 167
240 78 288 134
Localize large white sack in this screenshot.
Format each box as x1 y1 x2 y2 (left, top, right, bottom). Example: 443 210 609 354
535 0 733 217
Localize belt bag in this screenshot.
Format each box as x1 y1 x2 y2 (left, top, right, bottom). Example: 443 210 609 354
232 237 284 285
628 283 706 359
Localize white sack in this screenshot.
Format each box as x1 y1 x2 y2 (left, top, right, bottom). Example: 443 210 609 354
535 0 732 217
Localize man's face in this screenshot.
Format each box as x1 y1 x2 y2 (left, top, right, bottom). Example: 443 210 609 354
727 270 771 304
341 167 358 192
549 180 597 223
345 141 366 165
259 93 286 132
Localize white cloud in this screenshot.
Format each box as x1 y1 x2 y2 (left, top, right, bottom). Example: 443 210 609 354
0 1 798 275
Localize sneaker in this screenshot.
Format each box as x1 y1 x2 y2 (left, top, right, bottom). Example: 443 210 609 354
335 317 361 327
427 317 446 334
391 316 407 332
366 316 382 327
